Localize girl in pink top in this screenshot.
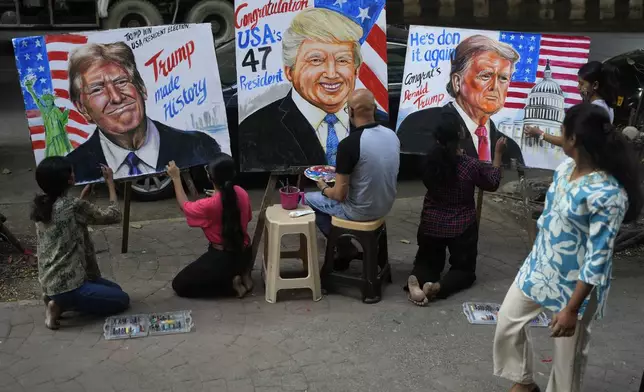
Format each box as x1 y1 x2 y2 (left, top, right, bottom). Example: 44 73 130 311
166 153 253 298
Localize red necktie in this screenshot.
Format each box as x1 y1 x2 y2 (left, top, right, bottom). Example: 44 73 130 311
474 126 491 162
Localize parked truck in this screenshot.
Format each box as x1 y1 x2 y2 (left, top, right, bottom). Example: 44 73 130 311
0 0 234 47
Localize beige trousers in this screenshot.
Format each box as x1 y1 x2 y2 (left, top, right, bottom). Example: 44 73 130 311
493 284 598 392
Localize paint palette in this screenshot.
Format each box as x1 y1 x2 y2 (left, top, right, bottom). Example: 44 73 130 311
304 165 336 183
148 310 194 336
103 310 194 340
103 314 148 340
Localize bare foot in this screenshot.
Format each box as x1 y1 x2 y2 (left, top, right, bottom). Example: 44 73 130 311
422 282 440 301
44 300 61 330
242 273 254 293
510 383 540 392
407 275 428 306
232 275 248 299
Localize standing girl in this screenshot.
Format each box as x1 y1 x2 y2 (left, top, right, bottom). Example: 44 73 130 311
525 61 620 146
167 153 253 298
33 157 129 329
493 104 642 392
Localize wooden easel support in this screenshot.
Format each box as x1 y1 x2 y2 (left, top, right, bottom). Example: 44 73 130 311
250 174 278 264
250 168 308 265
181 171 199 198
475 188 484 224
121 181 132 254
119 170 199 254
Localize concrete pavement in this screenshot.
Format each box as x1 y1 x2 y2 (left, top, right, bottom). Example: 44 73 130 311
1 196 643 392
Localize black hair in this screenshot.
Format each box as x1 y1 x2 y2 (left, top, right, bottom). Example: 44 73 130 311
578 61 619 108
206 153 244 253
563 103 642 222
423 112 461 195
31 156 74 223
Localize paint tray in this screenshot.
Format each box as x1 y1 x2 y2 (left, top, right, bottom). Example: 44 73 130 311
463 302 550 327
147 310 194 336
103 314 149 340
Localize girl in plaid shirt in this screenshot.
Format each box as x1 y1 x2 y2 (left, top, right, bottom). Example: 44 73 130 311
407 113 507 306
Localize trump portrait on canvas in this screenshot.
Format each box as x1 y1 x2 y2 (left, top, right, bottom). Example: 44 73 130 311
238 7 368 171
64 42 221 183
397 35 525 166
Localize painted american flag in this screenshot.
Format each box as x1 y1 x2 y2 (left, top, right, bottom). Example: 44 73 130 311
499 32 590 110
314 0 388 112
13 34 95 162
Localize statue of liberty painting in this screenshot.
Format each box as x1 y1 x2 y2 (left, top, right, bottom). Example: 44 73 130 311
24 74 73 157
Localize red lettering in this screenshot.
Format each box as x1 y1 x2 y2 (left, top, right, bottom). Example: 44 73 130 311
144 50 163 82
403 83 429 103
413 93 445 110
144 40 196 82
234 3 249 29
234 0 309 29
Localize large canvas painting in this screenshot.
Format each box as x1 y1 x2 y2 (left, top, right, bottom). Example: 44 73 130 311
396 26 590 170
13 24 229 184
235 0 387 172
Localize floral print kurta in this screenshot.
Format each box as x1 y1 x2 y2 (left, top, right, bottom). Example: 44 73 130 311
515 158 628 320
36 196 121 296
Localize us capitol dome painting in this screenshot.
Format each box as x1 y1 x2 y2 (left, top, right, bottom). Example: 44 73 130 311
497 60 567 163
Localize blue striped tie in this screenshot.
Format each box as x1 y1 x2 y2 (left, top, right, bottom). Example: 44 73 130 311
125 152 142 176
324 113 339 166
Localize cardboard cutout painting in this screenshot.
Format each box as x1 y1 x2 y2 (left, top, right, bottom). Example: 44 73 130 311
396 26 590 170
235 0 387 172
13 24 230 184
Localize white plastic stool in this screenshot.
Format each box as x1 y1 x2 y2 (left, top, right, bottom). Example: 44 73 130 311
262 205 322 303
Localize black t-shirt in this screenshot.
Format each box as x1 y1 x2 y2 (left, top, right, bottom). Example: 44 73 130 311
336 124 377 175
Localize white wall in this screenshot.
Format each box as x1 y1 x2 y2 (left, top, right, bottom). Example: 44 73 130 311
587 33 644 61
561 32 644 61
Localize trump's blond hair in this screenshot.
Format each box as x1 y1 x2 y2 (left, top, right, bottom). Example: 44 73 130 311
282 8 363 70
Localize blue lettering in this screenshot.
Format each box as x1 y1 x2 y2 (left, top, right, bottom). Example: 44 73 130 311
263 24 277 45
237 24 281 49
250 27 262 47
155 75 180 103
163 77 208 120
238 69 284 91
410 32 420 46
237 30 250 49
438 29 460 46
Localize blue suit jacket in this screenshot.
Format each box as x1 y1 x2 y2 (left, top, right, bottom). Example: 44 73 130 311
65 119 221 183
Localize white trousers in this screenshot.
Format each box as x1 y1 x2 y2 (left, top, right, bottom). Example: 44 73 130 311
493 284 598 392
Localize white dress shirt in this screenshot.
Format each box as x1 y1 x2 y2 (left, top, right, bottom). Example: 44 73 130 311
99 117 160 179
291 89 350 152
453 101 492 159
591 99 614 124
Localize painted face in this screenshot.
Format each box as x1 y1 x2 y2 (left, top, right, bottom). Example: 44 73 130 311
76 61 146 135
285 39 358 114
456 51 513 117
578 77 593 102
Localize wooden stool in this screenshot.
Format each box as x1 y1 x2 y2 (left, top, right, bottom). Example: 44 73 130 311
321 217 391 304
262 205 322 303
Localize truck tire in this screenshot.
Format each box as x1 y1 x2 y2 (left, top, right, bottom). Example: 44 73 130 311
129 174 174 202
104 0 163 30
185 0 235 45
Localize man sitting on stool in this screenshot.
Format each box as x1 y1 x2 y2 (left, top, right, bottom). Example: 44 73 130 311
305 89 400 270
